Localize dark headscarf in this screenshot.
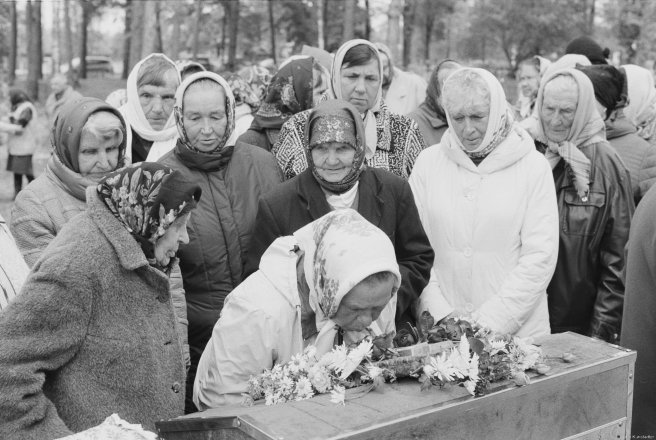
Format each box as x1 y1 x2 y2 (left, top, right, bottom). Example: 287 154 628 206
97 162 201 272
576 64 628 120
304 100 366 194
425 59 461 123
251 57 314 131
9 89 32 110
51 97 128 173
566 36 610 65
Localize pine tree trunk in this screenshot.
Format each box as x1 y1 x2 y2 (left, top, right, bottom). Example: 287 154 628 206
192 0 202 61
364 0 371 41
342 0 356 43
402 0 417 68
323 0 329 50
64 0 75 84
79 1 89 79
386 0 402 65
268 0 277 63
122 1 132 79
129 0 145 70
226 0 240 71
26 0 43 99
8 1 17 85
170 1 183 61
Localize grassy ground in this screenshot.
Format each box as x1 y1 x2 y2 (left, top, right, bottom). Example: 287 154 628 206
0 78 127 223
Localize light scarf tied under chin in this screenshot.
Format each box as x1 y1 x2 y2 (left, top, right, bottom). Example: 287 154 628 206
545 141 591 200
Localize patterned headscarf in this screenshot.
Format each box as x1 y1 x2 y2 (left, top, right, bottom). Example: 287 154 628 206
226 73 261 110
535 69 606 200
173 71 238 164
622 64 656 140
441 68 514 160
294 209 401 357
97 162 201 272
251 57 314 131
237 65 272 103
305 100 366 194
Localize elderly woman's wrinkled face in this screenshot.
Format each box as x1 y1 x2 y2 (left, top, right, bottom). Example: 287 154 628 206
518 64 540 98
541 84 578 143
311 142 355 182
332 277 395 332
183 85 228 152
138 70 178 131
340 60 380 114
154 213 191 267
449 99 491 151
78 132 120 181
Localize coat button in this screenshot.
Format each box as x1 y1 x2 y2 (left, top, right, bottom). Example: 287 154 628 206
467 191 475 201
463 247 473 257
465 303 475 313
172 382 181 393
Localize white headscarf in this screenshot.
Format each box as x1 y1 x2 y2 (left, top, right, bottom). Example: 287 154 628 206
174 71 239 152
622 64 656 140
441 67 514 158
119 53 181 161
327 39 384 160
293 209 401 357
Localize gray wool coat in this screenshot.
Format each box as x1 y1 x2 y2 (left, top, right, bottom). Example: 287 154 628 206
0 187 186 439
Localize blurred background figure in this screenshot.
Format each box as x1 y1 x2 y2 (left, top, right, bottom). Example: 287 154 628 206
408 59 462 146
5 90 38 198
105 88 128 109
623 64 656 145
226 73 261 138
45 73 83 127
177 60 206 81
515 56 551 121
375 42 427 116
566 36 611 65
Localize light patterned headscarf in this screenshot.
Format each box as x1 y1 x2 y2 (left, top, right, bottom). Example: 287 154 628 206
536 68 606 200
294 209 401 357
623 64 656 140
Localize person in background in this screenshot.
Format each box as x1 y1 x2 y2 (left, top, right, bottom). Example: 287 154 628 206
409 68 558 337
578 64 656 205
246 100 433 330
515 56 551 121
274 39 426 180
158 71 282 413
194 209 401 409
623 64 656 145
375 42 427 116
534 68 633 343
5 90 38 198
0 163 200 439
238 57 327 152
408 59 462 146
237 65 272 104
0 213 29 311
226 73 261 138
621 184 656 437
45 73 83 126
566 36 610 65
177 60 206 81
120 53 181 163
105 88 128 109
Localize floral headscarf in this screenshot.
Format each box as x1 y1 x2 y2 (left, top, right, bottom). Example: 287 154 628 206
173 71 238 163
226 73 261 110
305 100 366 194
442 68 514 160
294 209 401 357
251 57 314 131
237 65 272 103
97 162 201 271
535 69 606 200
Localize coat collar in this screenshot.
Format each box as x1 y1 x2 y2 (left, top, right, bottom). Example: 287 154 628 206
296 168 384 227
86 186 152 271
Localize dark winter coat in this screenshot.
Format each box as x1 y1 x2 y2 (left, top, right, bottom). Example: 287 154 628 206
237 127 280 153
158 140 283 410
245 167 434 326
538 140 634 343
0 187 186 439
621 183 656 436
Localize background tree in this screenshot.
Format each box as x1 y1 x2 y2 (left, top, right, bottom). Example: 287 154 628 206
7 1 17 85
26 0 42 99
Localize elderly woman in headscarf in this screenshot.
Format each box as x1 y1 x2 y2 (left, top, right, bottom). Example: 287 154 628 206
623 64 656 143
409 68 558 337
238 57 329 152
158 71 282 413
4 89 38 197
0 163 201 438
408 59 463 146
274 39 427 180
120 53 181 163
194 209 401 409
515 55 551 121
11 97 127 267
577 64 656 204
246 100 433 329
533 68 633 342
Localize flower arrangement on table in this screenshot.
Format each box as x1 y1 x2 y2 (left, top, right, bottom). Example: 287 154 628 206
243 312 557 406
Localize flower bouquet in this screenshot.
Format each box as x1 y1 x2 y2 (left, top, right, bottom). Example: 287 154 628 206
243 339 395 406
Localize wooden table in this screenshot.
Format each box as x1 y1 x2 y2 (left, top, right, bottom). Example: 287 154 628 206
156 332 636 440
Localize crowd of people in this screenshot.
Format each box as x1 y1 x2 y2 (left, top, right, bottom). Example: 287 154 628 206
0 35 654 438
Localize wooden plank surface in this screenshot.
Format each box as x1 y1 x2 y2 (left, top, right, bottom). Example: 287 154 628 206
158 332 635 440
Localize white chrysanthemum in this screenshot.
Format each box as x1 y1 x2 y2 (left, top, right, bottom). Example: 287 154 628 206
330 385 346 405
463 380 477 396
295 377 314 399
367 365 384 379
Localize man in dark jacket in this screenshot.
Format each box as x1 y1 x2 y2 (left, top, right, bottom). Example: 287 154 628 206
621 184 656 436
